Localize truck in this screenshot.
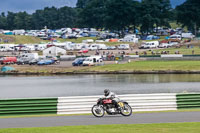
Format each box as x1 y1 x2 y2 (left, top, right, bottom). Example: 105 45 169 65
0 57 17 64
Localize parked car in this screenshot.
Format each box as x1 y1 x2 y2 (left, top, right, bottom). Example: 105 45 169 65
29 59 38 65
72 58 85 66
78 49 89 53
37 59 55 65
17 59 29 65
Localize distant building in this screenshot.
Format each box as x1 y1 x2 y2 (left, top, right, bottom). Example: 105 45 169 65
43 46 66 56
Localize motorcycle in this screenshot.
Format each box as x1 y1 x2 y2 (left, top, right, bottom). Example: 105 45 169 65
91 98 132 117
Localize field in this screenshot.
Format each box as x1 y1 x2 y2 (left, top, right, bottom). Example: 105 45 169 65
0 122 199 133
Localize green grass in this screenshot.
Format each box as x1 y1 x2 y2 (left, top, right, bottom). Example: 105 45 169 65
143 44 200 55
88 60 200 72
0 122 199 133
0 108 200 119
0 35 44 44
57 37 97 43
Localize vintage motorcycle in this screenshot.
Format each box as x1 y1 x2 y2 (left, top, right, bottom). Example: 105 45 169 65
91 98 132 117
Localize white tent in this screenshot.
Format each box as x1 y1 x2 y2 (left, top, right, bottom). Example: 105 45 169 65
43 46 66 56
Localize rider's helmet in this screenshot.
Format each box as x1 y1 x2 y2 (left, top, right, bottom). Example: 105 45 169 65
104 89 110 96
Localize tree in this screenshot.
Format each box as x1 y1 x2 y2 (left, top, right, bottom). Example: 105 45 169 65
140 0 171 34
0 12 7 29
58 6 78 28
104 0 138 37
14 11 31 30
176 0 200 34
78 0 106 28
6 12 16 30
76 0 92 8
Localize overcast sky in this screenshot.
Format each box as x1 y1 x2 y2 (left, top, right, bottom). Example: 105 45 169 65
0 0 76 14
0 0 185 14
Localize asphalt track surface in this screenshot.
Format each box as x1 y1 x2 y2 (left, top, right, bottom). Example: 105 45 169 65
0 112 200 128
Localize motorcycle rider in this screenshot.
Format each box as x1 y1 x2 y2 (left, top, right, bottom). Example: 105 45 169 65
104 89 121 110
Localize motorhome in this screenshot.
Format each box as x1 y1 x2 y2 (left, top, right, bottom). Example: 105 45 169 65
181 33 195 39
89 44 98 50
97 44 107 50
0 44 15 51
118 44 130 50
18 53 39 61
13 30 25 35
83 56 103 66
34 44 47 51
123 34 139 43
140 41 159 49
169 34 182 40
82 39 94 43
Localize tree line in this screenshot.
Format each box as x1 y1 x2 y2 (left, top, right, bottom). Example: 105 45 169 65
0 0 199 35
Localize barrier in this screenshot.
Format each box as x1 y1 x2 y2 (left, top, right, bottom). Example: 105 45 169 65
0 93 200 116
57 94 177 114
0 98 57 116
176 94 200 109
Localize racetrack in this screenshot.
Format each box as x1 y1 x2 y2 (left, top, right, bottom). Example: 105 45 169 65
0 112 200 128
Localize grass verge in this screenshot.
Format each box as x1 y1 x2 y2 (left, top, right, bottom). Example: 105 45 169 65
88 60 200 72
0 122 200 133
0 108 200 119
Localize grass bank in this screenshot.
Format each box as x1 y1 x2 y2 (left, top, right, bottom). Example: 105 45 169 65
0 35 44 44
88 60 200 72
0 122 199 133
2 60 200 74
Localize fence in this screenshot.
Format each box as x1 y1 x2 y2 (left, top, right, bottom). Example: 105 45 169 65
0 93 200 116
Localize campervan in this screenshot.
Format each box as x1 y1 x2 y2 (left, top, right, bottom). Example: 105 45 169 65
98 44 107 50
181 33 195 39
118 44 130 50
0 44 15 51
140 41 159 49
83 56 103 66
123 34 139 43
89 44 98 50
169 35 182 40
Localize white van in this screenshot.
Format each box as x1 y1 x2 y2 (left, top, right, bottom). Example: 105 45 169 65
83 56 103 66
98 44 107 50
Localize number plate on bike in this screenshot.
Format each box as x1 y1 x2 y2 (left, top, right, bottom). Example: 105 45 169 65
118 102 124 107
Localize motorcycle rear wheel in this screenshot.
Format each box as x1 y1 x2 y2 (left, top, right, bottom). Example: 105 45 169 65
91 105 105 117
121 104 132 116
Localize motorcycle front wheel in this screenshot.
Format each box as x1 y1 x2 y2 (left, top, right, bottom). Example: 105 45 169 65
121 104 132 116
91 105 105 117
